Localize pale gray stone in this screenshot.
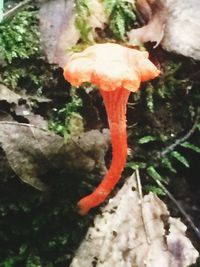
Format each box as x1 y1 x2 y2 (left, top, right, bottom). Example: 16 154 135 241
162 0 200 60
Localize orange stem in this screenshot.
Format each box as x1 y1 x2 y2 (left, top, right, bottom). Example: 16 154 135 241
78 87 131 215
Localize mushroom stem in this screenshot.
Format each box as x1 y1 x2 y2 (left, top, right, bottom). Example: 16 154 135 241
78 87 131 215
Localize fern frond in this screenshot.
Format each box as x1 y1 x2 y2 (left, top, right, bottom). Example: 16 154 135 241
103 0 117 17
138 135 156 144
75 0 94 43
103 0 136 40
147 166 163 181
180 141 200 153
171 151 190 168
161 158 177 174
109 8 126 39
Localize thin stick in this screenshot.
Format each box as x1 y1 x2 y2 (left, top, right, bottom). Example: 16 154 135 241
155 179 200 241
3 0 31 20
157 108 200 159
0 120 47 131
135 170 151 244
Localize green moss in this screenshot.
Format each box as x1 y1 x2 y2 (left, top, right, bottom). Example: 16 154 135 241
0 5 56 91
126 58 200 195
49 89 83 140
0 6 40 64
75 0 94 43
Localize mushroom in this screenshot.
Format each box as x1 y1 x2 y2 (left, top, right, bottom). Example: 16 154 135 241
64 43 160 214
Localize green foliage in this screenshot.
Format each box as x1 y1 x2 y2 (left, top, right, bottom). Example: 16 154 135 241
50 90 83 139
197 122 200 131
145 84 154 112
2 61 55 89
180 141 200 153
161 158 177 174
138 135 156 144
103 0 136 40
170 151 190 168
146 166 163 181
0 0 3 22
0 172 92 267
156 62 181 99
3 251 42 267
0 5 56 91
144 61 182 112
128 58 200 195
75 0 94 43
74 0 136 42
145 185 165 196
0 6 40 64
125 161 146 170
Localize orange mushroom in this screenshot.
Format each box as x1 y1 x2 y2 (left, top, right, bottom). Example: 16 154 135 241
64 43 160 215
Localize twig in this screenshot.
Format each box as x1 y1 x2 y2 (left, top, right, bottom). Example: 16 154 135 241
2 0 32 20
127 122 137 129
157 108 200 159
155 178 200 242
0 120 47 131
135 170 151 244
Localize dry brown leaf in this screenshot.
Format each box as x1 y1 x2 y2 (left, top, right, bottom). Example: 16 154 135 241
89 0 107 30
39 0 108 67
128 0 167 47
39 0 80 67
0 83 51 106
0 123 60 191
0 83 21 104
0 123 110 190
70 172 199 267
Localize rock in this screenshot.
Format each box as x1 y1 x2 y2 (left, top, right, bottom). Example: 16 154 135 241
162 0 200 60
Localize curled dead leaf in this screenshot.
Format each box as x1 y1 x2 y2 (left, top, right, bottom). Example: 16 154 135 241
39 0 80 67
70 172 199 267
0 122 110 191
128 0 168 47
39 0 107 67
0 83 21 104
89 0 107 30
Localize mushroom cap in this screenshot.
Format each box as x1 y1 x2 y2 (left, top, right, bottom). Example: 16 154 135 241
64 43 160 92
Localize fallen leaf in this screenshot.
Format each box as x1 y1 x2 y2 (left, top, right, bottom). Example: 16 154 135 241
89 0 107 30
39 0 108 67
0 122 110 190
0 83 51 107
0 122 58 191
0 83 21 104
70 172 199 267
14 104 49 129
39 0 80 67
128 0 167 47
